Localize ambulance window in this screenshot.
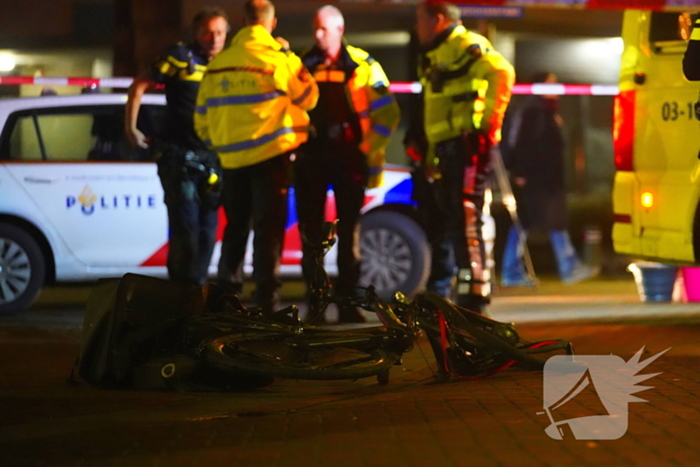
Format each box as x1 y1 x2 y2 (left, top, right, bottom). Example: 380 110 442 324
650 12 699 44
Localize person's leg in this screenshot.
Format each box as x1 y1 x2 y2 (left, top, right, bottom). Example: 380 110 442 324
501 225 533 287
165 196 201 285
195 150 223 286
217 167 252 295
412 166 455 297
550 230 598 284
158 161 202 286
441 136 492 314
294 145 330 322
250 154 290 313
196 202 219 286
426 236 456 298
332 146 367 323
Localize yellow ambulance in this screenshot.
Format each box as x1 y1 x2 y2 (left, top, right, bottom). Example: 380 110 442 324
612 10 700 264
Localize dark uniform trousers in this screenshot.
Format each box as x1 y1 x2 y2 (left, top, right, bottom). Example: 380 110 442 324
295 141 368 301
411 161 455 298
157 148 220 287
217 153 291 312
430 135 492 312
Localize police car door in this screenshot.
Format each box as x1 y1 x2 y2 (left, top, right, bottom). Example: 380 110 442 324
1 102 168 268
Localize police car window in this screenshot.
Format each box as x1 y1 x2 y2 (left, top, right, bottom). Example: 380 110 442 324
36 113 95 161
8 116 42 161
8 106 164 162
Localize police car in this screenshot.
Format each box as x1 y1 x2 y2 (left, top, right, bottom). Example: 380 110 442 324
0 92 496 313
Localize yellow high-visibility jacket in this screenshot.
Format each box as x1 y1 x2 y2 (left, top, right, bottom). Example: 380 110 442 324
195 25 319 169
420 25 514 153
301 44 400 188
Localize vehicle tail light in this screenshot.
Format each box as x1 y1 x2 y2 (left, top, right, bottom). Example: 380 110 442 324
613 90 635 172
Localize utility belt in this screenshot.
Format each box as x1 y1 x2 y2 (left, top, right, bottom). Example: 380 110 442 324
309 119 362 146
155 142 221 182
154 141 223 208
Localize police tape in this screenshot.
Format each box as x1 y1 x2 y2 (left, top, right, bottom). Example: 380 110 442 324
357 0 698 12
388 82 620 96
0 76 135 88
0 76 621 96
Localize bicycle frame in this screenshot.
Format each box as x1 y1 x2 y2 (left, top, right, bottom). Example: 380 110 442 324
184 221 571 383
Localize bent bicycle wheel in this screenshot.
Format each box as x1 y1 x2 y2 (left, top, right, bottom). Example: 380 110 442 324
423 294 562 371
202 333 399 381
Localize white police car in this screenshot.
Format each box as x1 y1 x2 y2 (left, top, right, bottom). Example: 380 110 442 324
0 93 494 313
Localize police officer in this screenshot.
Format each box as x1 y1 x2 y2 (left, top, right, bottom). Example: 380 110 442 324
195 0 318 313
415 1 514 314
297 5 400 323
683 14 700 80
125 8 228 287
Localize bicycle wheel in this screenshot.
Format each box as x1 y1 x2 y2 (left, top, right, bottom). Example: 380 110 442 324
202 332 399 381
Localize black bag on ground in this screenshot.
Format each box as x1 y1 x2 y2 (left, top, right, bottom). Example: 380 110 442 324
75 273 207 388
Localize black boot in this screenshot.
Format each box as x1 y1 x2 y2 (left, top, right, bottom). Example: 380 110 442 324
304 292 327 324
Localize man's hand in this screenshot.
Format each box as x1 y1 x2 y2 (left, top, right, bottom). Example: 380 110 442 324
275 37 290 50
126 127 150 149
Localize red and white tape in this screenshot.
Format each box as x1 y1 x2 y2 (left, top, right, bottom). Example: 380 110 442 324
389 81 620 96
340 0 699 12
0 76 620 96
0 76 134 88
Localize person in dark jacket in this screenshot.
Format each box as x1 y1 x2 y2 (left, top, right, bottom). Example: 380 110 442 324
501 72 597 286
683 14 700 81
125 8 228 287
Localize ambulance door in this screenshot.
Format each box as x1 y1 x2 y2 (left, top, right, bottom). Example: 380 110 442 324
633 12 700 259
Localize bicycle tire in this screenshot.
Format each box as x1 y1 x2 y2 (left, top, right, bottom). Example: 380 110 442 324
423 294 555 370
202 333 400 381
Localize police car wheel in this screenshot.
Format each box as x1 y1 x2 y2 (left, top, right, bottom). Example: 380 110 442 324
359 211 430 300
0 224 45 313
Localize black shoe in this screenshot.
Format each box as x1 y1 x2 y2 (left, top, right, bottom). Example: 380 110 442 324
256 295 280 316
302 292 328 324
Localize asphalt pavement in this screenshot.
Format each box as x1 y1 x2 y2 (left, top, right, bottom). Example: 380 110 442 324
1 277 700 466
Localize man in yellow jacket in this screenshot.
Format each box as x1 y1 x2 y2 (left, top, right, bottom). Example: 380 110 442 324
296 5 400 323
415 1 514 315
195 0 318 312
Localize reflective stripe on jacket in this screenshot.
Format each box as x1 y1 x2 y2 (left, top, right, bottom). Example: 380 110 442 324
302 44 400 188
194 25 319 169
420 25 514 149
